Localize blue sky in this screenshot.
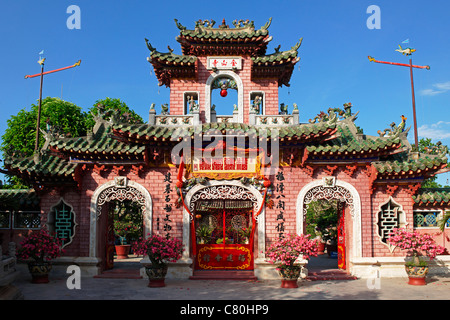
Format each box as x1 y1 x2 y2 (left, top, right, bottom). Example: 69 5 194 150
0 0 449 185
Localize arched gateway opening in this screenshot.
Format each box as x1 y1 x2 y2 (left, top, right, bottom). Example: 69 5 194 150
89 177 152 273
183 181 264 277
296 178 362 274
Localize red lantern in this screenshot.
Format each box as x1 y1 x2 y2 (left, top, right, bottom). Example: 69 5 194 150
220 89 228 97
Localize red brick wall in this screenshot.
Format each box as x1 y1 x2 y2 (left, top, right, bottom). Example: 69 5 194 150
12 163 447 262
35 165 183 258
169 56 279 122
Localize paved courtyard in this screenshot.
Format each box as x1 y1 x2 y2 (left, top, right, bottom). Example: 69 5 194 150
12 271 450 301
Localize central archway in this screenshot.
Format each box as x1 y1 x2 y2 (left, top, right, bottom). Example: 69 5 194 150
182 180 265 263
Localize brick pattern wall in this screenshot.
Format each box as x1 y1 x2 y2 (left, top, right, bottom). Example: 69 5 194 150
169 57 279 122
31 163 449 261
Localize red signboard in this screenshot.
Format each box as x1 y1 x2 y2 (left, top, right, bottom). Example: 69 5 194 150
195 244 253 270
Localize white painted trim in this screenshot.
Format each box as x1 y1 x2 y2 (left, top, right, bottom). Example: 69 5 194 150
89 178 152 258
296 178 362 259
205 71 244 123
182 180 265 261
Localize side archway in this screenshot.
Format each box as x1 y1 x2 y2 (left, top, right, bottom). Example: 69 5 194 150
204 70 244 123
296 178 362 259
89 177 152 258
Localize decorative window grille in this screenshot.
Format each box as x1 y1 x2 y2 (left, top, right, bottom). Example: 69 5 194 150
414 211 449 228
13 211 41 229
47 200 76 248
377 198 405 246
0 211 11 229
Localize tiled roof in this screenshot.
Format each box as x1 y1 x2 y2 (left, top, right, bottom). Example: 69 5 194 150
252 39 302 65
0 189 40 209
373 154 448 176
175 18 272 56
413 188 450 205
306 124 403 157
50 130 145 157
4 153 77 181
112 121 337 142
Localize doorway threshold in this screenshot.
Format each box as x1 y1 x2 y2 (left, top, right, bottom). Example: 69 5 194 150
190 270 257 281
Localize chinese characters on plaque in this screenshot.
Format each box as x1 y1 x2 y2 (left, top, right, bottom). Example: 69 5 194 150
206 57 242 70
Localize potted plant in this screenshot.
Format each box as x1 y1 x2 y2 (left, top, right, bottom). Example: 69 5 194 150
322 226 338 256
16 229 64 283
239 227 252 244
114 220 138 259
388 228 445 285
265 233 319 288
196 224 213 244
133 234 183 287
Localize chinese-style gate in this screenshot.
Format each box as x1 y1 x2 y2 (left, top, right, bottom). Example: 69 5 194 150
188 185 259 271
194 200 253 270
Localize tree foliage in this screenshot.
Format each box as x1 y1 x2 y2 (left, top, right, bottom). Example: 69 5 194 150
1 96 143 188
1 97 87 158
418 138 449 188
85 98 143 130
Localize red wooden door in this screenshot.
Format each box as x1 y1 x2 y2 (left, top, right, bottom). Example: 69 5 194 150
194 201 253 270
337 203 346 270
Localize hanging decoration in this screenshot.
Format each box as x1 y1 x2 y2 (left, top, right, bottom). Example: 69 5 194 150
212 77 237 98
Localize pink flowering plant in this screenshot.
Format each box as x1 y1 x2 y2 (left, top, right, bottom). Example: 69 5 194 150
133 234 183 268
17 229 64 263
388 228 446 267
265 233 319 270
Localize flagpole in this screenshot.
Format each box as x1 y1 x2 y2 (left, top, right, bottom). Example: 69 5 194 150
368 40 429 149
35 62 44 153
26 55 81 153
409 57 419 148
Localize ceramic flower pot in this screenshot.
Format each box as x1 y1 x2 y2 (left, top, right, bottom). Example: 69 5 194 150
277 266 301 288
115 245 131 259
145 265 169 287
28 261 52 284
405 265 429 286
317 242 326 254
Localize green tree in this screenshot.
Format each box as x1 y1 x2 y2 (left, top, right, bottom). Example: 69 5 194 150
85 98 143 131
418 138 449 188
1 97 87 158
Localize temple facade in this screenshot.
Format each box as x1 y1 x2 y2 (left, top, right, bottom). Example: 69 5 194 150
1 18 449 279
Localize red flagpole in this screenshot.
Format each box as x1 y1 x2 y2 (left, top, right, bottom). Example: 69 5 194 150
368 55 430 148
25 60 81 79
25 59 81 153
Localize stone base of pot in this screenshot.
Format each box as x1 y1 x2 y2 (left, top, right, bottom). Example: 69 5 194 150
280 279 299 288
277 266 301 289
145 265 168 288
115 245 131 259
28 262 52 284
148 279 166 287
405 265 429 286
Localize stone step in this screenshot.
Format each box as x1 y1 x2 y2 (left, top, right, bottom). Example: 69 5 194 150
94 268 142 279
190 270 258 281
306 268 358 281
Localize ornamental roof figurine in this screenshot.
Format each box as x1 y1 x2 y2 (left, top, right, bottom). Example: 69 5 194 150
145 18 302 87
